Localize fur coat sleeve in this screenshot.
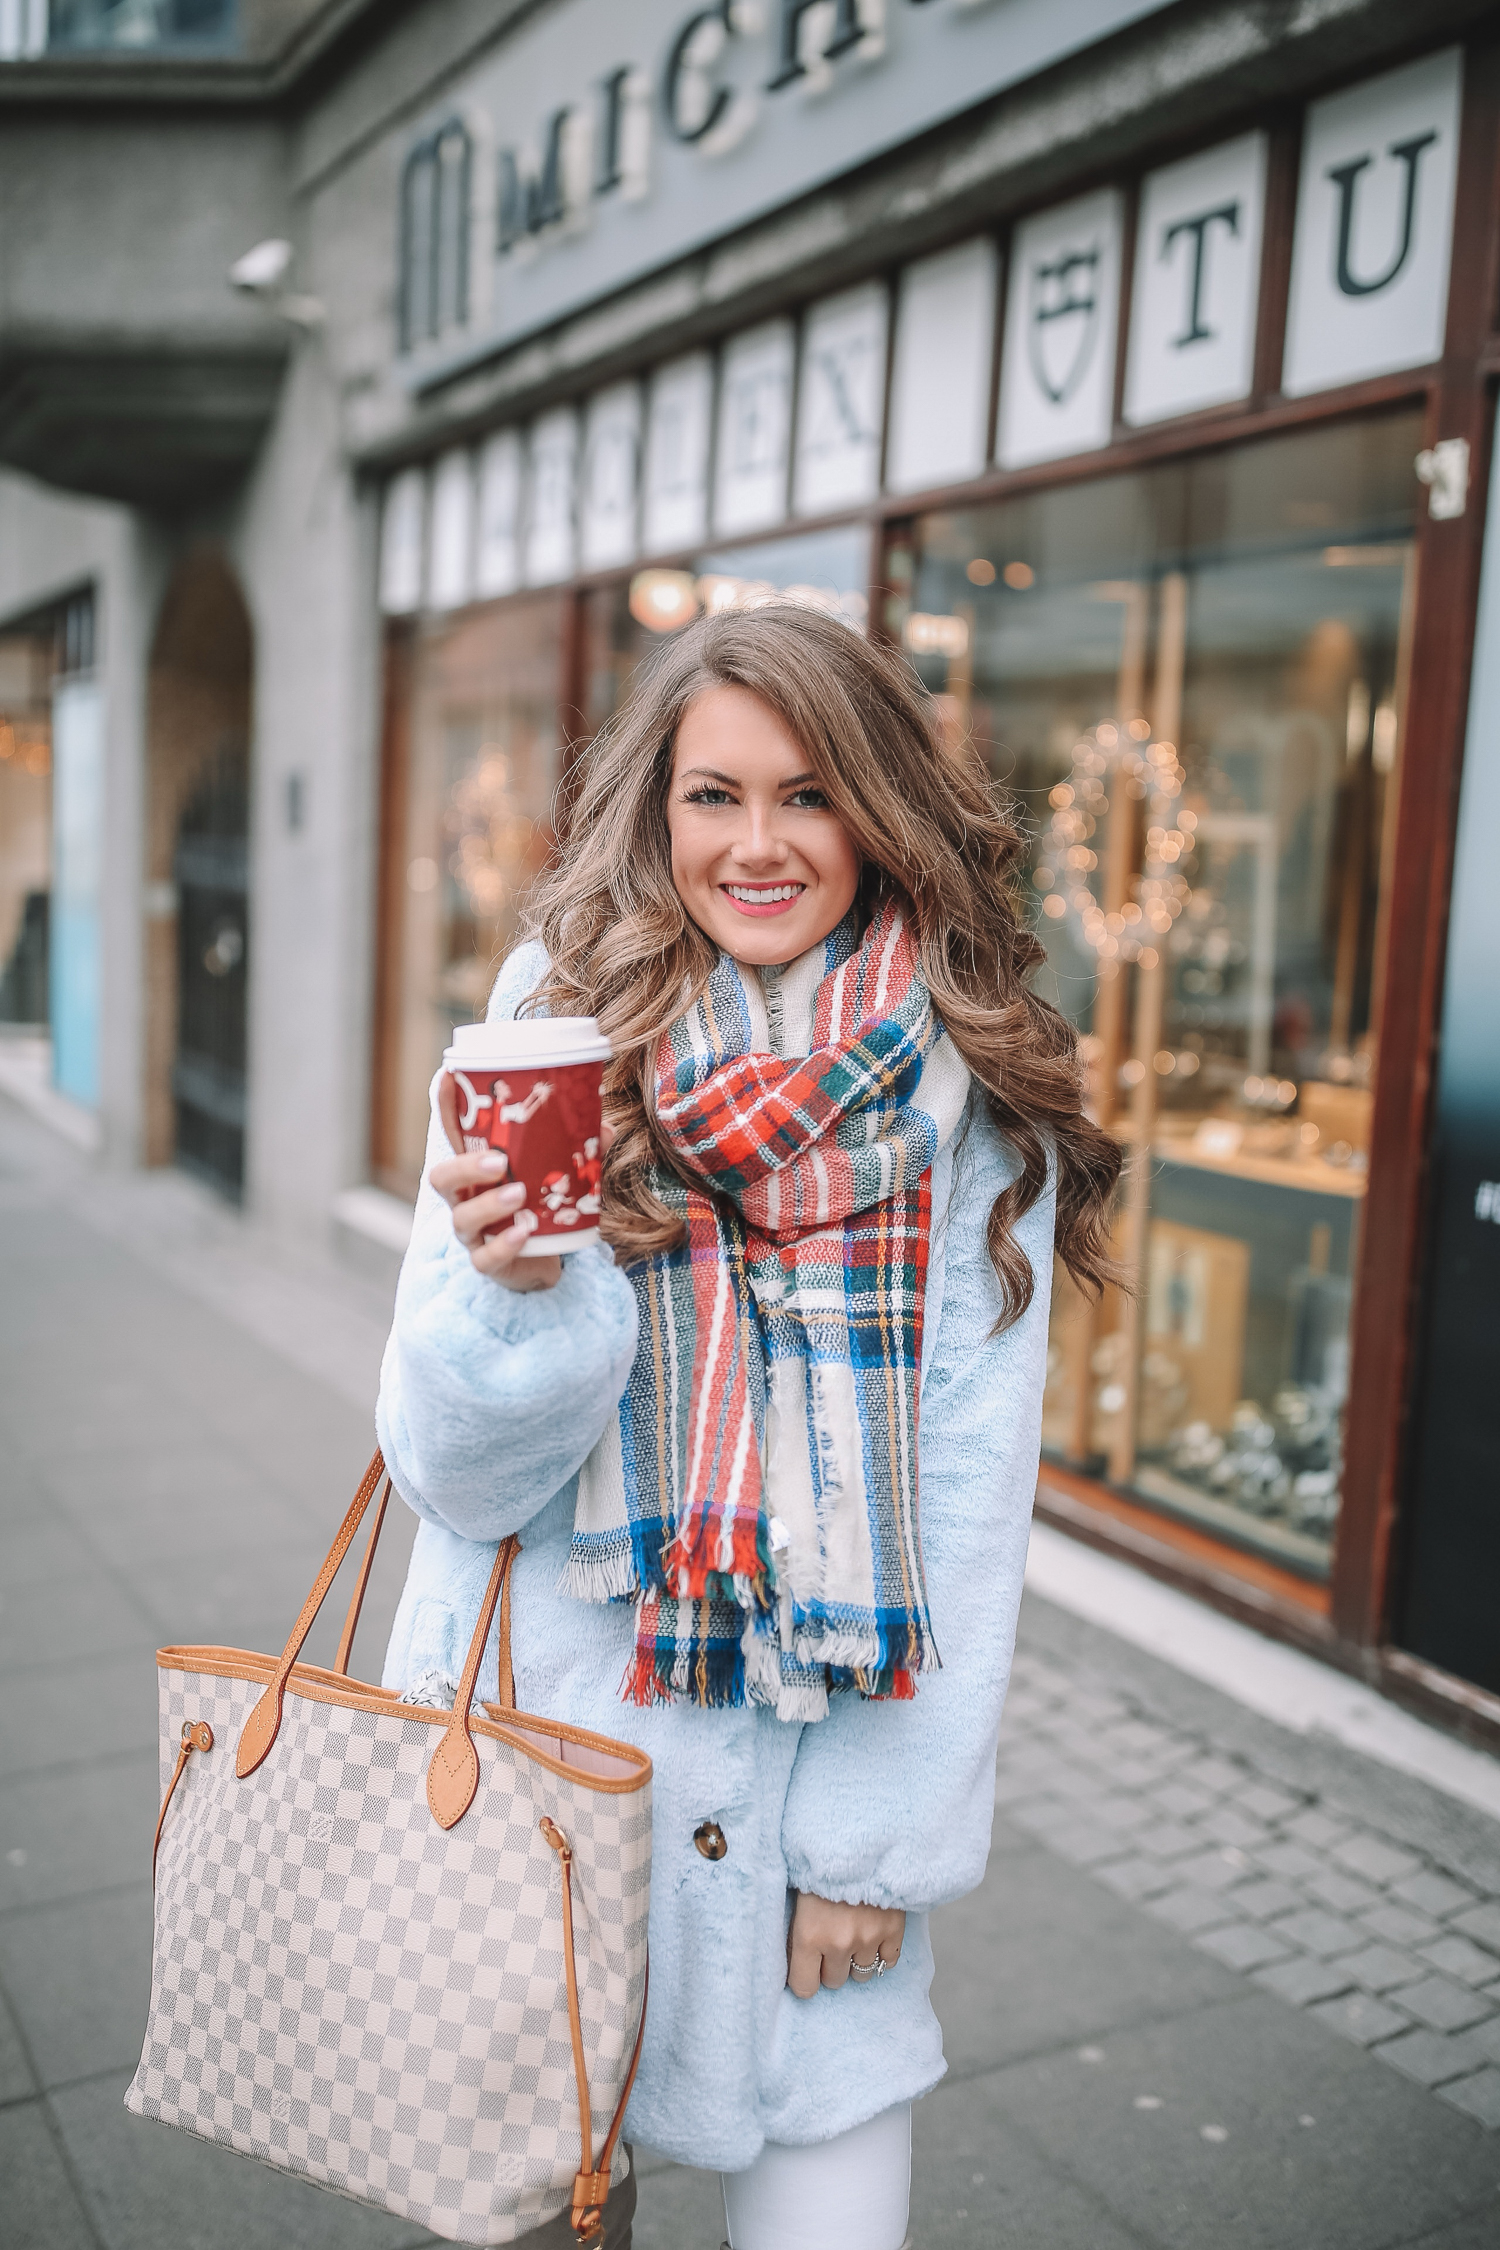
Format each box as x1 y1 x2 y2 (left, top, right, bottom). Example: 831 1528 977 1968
374 940 639 1545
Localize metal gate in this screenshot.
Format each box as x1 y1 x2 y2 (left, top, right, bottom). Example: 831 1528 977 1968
172 740 248 1198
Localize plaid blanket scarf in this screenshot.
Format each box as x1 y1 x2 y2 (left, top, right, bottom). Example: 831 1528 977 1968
571 900 970 1721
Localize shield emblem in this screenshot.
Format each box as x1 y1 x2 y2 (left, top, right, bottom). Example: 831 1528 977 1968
1027 245 1102 406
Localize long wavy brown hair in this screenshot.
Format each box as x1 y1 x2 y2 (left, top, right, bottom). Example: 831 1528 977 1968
525 604 1120 1324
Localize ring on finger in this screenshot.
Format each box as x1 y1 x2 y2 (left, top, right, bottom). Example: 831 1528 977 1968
848 1955 879 1984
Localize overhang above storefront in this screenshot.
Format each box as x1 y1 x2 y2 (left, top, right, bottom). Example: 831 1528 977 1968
0 346 289 509
0 0 417 510
0 104 294 508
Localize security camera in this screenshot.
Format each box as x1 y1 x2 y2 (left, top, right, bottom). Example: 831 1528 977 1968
229 238 324 329
230 238 295 294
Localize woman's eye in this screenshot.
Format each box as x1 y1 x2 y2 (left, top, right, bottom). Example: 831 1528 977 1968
787 788 830 809
684 785 734 806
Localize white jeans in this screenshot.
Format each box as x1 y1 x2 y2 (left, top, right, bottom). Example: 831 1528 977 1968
720 2103 911 2250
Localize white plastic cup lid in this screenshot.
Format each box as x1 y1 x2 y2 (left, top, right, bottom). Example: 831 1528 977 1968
443 1016 612 1070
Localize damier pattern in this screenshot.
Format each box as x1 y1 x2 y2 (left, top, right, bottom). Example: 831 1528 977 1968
130 1663 650 2245
572 900 969 1718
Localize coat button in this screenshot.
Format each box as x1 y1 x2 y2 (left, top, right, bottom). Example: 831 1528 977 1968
694 1820 727 1861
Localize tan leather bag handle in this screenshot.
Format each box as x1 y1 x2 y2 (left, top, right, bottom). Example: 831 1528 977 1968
236 1449 521 1817
426 1531 520 1828
237 1449 389 1777
333 1477 391 1676
331 1467 514 1699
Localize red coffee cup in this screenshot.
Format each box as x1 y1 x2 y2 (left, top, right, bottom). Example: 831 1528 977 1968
439 1018 612 1255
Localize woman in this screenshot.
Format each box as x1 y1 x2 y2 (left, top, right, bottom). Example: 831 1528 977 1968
377 607 1119 2249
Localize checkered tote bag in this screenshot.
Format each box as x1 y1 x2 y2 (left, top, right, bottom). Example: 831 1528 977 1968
127 1451 652 2246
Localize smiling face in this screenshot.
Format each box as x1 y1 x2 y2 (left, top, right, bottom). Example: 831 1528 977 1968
666 682 862 967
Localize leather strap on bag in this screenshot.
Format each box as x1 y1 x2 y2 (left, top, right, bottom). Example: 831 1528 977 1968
152 1720 213 1889
236 1449 388 1777
236 1447 521 1824
426 1533 520 1829
573 1964 648 2243
333 1478 391 1676
542 1813 649 2244
494 1523 517 1711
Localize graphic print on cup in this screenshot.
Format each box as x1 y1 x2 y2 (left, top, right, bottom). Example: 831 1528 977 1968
441 1018 612 1254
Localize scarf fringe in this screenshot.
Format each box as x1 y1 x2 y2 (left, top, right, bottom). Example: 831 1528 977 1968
621 1635 748 1709
790 1624 941 1677
661 1516 771 1611
563 1547 639 1603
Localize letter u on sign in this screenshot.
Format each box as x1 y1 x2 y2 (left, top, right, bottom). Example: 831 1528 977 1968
1283 47 1462 398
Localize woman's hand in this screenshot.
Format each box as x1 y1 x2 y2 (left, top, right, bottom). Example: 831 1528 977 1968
786 1892 905 1998
428 1150 563 1293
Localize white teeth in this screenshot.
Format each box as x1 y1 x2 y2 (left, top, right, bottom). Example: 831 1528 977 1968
725 884 802 903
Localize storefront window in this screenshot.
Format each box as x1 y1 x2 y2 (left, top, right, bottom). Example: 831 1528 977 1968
375 593 565 1193
582 523 871 735
899 410 1421 1578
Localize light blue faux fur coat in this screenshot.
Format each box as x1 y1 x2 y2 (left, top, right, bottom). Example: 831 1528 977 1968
377 942 1053 2171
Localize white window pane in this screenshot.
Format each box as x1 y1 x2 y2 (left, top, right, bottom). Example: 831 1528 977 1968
642 354 713 555
581 383 643 572
525 408 579 587
714 322 795 537
997 190 1122 470
793 282 888 516
475 431 524 599
886 240 997 495
428 450 475 610
1124 135 1266 428
1283 48 1461 398
379 468 425 615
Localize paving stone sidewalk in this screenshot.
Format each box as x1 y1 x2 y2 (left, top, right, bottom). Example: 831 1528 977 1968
996 1648 1500 2128
4 1096 1500 2250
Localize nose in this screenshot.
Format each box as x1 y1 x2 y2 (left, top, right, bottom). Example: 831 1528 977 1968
732 798 789 868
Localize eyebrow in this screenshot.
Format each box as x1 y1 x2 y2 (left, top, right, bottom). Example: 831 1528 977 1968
678 766 819 788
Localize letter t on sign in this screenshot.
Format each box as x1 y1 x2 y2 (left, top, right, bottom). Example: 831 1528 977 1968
1162 203 1240 347
1123 134 1266 428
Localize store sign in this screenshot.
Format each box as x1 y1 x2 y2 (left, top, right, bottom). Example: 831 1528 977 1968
997 190 1122 470
408 0 1167 358
1283 48 1462 397
1124 134 1267 426
793 281 887 515
378 43 1470 614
